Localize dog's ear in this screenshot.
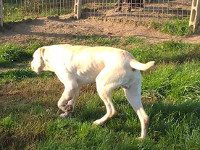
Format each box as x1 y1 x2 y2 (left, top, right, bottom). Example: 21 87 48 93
40 48 45 57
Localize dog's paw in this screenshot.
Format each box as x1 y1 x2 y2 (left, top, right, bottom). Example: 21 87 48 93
59 112 72 118
93 119 103 125
137 137 145 140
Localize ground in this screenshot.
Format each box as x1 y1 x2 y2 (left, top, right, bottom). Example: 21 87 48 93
1 15 200 45
0 16 200 150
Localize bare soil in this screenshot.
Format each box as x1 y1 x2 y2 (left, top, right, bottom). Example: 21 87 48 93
0 15 200 45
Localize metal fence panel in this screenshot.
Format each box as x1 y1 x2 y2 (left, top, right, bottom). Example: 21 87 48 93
2 0 193 24
82 0 192 22
3 0 74 22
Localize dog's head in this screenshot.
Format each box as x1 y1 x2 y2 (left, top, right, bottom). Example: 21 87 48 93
31 47 46 74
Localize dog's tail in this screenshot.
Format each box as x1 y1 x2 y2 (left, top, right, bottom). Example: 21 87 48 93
130 59 155 71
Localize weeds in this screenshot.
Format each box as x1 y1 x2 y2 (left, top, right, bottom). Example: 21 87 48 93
151 19 192 36
123 36 144 46
0 45 31 63
72 35 120 46
0 114 17 131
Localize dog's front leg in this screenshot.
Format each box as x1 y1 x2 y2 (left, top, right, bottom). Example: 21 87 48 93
58 86 79 118
55 70 79 118
59 87 79 118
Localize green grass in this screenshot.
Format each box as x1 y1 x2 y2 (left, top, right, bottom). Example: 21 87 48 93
72 35 121 47
0 37 200 150
151 19 192 36
0 40 56 68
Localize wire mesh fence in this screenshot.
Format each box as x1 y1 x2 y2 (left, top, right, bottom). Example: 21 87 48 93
0 0 3 26
2 0 192 23
3 0 74 22
82 0 192 22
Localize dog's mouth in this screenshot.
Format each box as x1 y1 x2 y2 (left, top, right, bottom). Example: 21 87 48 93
32 67 40 74
31 64 41 75
35 69 41 74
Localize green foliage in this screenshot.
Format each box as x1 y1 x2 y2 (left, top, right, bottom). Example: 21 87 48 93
0 41 56 67
123 36 144 45
0 114 17 131
132 40 200 63
0 69 54 85
151 19 191 36
142 62 200 101
73 35 120 46
0 69 36 83
0 45 31 63
26 41 43 55
162 19 190 36
151 21 161 30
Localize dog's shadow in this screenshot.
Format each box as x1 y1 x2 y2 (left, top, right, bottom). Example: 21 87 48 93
74 106 105 123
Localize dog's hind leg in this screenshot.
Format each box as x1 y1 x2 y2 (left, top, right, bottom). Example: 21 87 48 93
93 86 116 125
94 69 118 125
123 77 149 139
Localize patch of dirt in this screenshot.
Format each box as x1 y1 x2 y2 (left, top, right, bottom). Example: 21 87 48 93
0 15 200 45
0 90 21 96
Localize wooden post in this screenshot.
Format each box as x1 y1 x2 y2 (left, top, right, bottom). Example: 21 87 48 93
189 0 200 32
0 0 3 27
74 0 82 19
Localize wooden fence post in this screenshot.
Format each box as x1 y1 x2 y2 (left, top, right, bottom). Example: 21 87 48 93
0 0 3 27
189 0 200 32
74 0 82 19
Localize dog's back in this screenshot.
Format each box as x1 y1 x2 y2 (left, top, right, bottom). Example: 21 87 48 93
42 45 154 76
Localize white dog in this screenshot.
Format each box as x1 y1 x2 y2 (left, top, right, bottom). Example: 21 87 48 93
31 44 154 139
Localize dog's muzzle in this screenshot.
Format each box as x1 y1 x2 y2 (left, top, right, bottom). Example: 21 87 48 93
31 62 40 74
